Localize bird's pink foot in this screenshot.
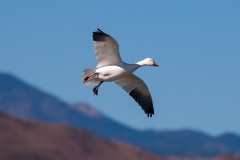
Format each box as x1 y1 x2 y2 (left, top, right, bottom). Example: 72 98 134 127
92 81 103 96
93 86 99 95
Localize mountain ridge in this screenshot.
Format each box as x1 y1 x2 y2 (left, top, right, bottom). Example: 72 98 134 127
0 110 166 160
0 72 240 158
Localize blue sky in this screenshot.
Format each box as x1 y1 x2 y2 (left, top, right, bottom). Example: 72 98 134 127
0 1 240 135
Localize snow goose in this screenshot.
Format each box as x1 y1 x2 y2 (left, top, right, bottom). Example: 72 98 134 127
83 29 158 117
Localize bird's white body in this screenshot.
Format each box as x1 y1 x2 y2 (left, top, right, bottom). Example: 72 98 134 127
96 63 139 82
82 29 158 117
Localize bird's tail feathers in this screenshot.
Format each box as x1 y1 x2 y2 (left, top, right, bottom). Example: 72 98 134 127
83 68 95 75
82 68 100 86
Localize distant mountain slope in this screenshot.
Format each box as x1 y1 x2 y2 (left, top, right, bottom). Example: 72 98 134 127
0 73 240 158
0 111 166 160
1 108 240 160
0 73 145 141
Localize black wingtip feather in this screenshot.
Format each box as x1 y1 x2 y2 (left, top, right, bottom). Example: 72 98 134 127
129 89 154 118
92 28 110 41
97 28 103 32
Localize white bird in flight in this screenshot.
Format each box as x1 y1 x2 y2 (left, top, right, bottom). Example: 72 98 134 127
83 29 158 117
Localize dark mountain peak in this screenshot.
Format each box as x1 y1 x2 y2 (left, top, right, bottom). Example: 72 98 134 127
0 72 29 91
0 72 70 120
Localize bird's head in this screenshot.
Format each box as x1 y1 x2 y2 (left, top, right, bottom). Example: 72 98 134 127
142 58 158 67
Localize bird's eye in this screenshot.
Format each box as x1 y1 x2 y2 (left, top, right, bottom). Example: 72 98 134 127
150 60 152 61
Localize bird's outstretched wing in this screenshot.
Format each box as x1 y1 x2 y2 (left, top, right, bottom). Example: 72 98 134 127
92 29 122 68
114 74 154 117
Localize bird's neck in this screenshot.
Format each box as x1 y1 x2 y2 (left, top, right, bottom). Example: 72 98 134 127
122 60 145 73
121 62 141 73
129 60 146 72
136 60 147 66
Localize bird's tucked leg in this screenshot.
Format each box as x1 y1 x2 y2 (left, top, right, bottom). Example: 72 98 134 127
93 81 103 95
83 72 96 82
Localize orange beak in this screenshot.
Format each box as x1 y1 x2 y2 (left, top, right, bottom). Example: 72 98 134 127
152 60 158 67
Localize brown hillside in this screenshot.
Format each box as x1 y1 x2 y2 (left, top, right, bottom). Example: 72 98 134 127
0 111 165 160
1 111 240 160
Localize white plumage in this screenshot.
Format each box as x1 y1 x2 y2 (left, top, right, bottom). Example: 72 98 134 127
83 29 158 117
